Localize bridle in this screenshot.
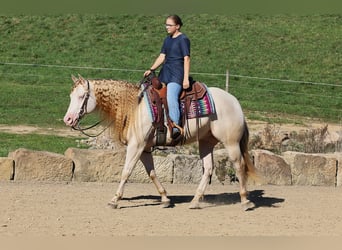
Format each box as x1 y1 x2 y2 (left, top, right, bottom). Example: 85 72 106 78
77 79 91 121
71 79 108 137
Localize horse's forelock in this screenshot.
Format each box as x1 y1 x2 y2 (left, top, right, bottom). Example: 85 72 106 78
71 79 82 92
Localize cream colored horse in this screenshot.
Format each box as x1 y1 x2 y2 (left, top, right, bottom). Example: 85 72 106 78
63 75 258 210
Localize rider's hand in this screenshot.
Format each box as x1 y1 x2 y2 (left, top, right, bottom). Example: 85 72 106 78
183 79 190 89
143 69 152 77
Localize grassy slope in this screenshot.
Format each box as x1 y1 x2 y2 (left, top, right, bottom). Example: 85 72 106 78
0 14 341 122
0 14 341 155
0 132 87 156
1 15 340 82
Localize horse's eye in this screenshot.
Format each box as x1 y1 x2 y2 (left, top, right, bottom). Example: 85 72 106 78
79 94 85 100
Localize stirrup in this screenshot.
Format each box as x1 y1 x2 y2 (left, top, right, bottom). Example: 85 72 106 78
171 123 184 140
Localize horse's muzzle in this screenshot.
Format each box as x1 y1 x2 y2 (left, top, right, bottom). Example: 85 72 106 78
63 113 79 127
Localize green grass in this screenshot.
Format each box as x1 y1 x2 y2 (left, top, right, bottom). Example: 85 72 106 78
0 82 69 125
1 14 340 84
0 132 87 157
0 15 340 118
0 14 341 154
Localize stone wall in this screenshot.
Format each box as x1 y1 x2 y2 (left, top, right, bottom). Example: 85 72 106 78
1 147 341 187
252 150 340 187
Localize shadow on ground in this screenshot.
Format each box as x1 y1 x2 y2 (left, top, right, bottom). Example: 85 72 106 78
120 190 285 210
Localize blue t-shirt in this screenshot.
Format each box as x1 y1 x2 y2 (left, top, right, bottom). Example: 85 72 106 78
158 33 190 84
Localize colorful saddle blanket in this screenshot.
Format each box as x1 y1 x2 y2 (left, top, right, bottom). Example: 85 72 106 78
180 84 216 119
142 81 216 124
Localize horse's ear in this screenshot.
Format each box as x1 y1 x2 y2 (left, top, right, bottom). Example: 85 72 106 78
71 74 78 83
78 74 85 82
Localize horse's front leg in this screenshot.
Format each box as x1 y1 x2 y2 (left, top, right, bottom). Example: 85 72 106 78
140 151 171 208
189 139 216 209
108 141 145 209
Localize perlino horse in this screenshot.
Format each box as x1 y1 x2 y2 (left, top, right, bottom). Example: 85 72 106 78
63 75 258 210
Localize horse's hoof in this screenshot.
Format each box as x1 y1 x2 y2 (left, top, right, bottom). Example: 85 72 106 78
188 201 201 209
242 200 255 211
107 201 119 209
161 200 171 208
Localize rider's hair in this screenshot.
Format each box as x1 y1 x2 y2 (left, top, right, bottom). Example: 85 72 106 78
166 14 183 28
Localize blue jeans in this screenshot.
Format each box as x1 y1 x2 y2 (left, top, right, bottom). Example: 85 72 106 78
167 82 182 125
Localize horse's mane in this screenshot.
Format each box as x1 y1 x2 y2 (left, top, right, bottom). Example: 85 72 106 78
92 79 140 144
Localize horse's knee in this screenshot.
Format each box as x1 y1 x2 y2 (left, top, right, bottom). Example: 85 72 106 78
235 164 245 175
148 169 156 180
203 166 213 176
120 170 131 180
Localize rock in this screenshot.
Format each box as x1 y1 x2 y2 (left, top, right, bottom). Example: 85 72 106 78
213 149 235 184
9 148 73 181
0 157 14 180
321 153 342 187
171 153 221 184
335 154 342 187
252 149 292 185
338 161 342 187
64 148 125 182
171 154 203 184
283 151 336 186
64 148 173 183
133 156 173 183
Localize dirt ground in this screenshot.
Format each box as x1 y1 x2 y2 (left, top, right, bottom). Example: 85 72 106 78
1 181 342 236
1 121 342 237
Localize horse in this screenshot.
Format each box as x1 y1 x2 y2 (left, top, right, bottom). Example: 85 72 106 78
63 75 259 210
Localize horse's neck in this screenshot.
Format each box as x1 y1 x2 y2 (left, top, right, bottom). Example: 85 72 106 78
92 79 140 143
92 80 136 111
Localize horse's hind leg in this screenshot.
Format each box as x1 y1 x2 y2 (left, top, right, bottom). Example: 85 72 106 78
140 151 171 208
226 143 255 211
189 137 217 209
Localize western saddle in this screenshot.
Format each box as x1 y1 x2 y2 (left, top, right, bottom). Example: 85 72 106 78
140 74 207 146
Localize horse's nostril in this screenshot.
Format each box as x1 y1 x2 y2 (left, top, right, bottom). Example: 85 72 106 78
64 115 74 126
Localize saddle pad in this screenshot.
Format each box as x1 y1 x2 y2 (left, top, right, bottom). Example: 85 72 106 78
180 86 216 119
142 82 216 123
142 83 159 123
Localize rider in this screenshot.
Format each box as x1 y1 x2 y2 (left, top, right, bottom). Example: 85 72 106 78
144 14 191 139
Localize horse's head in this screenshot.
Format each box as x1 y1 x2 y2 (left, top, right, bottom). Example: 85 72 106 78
63 75 97 127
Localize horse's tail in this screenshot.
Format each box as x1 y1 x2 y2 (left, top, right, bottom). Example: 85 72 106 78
239 121 261 183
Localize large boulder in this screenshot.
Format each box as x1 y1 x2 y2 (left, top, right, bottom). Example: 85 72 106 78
64 148 173 183
282 151 337 186
338 162 342 187
171 154 203 184
213 149 235 184
0 157 14 180
336 154 342 187
320 153 342 187
252 149 292 185
9 148 73 181
133 156 173 183
171 153 222 184
64 148 125 182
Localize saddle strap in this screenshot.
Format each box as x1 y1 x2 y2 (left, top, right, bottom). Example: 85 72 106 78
181 82 204 143
150 88 163 125
150 86 176 145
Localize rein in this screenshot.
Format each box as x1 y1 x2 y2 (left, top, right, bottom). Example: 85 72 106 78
72 119 112 138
